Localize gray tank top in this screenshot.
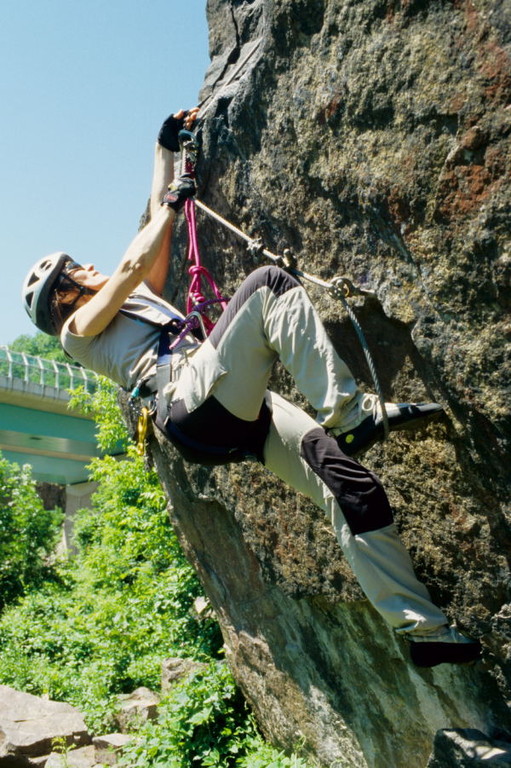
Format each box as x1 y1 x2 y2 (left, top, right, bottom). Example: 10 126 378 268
61 283 198 389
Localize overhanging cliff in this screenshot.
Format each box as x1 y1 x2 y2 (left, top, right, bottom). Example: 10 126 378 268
145 1 511 766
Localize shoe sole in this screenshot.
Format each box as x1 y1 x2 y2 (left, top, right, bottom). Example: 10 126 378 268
340 408 444 457
384 407 444 433
410 640 482 667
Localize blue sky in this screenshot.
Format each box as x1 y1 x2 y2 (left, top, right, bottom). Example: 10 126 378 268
0 1 209 345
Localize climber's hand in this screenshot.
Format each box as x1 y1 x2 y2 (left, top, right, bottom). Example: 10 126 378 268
161 174 196 211
182 107 199 130
158 108 199 152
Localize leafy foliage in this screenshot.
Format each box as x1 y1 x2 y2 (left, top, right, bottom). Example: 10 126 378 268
69 376 128 453
0 446 221 732
9 332 69 362
119 662 250 768
118 663 313 768
0 381 220 731
0 456 63 608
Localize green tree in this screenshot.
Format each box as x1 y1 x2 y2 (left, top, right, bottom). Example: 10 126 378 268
9 332 68 363
0 455 63 608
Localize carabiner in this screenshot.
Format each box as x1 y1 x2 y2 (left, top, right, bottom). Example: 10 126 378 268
136 406 150 456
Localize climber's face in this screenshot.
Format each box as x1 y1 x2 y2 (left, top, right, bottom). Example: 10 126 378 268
66 263 109 292
54 263 109 314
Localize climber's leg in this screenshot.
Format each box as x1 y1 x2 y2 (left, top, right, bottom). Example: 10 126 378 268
262 392 446 630
262 391 481 665
172 266 442 457
173 265 358 424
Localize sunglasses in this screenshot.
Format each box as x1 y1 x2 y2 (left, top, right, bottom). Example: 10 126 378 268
54 261 90 307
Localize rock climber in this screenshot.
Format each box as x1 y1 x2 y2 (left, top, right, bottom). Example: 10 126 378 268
22 108 482 668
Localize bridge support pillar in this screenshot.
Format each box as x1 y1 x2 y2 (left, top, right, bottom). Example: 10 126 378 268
62 481 97 553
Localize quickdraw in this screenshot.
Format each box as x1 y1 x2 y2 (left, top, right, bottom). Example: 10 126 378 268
136 406 151 456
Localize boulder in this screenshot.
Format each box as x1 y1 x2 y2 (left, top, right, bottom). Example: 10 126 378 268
193 595 216 619
91 734 131 766
0 686 90 765
115 688 159 732
161 658 208 693
44 746 98 768
128 0 511 765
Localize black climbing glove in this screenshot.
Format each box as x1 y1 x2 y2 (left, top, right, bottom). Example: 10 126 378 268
158 111 190 152
161 174 196 211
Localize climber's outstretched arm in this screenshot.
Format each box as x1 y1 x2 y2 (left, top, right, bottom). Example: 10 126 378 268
150 143 177 221
145 108 200 295
68 176 195 337
68 206 176 336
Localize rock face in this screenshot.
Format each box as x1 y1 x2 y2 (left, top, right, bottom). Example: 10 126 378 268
145 1 511 766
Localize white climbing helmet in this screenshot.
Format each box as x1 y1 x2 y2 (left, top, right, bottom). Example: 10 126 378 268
22 252 75 336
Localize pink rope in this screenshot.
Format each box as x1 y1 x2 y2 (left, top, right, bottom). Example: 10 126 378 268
184 198 228 334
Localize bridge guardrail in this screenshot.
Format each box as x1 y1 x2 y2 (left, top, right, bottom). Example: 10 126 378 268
0 346 97 395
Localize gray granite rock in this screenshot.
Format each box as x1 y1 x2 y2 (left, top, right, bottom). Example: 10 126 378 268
161 657 208 693
0 685 90 764
115 688 159 732
44 746 98 768
91 734 131 766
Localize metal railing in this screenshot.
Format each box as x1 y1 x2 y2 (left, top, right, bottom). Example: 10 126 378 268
0 346 97 394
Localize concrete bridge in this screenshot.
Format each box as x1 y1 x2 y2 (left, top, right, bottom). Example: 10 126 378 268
0 345 105 486
0 346 125 546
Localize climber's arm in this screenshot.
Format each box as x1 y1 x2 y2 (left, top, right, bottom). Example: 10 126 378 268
70 206 177 336
150 108 199 217
145 108 200 295
145 140 176 295
149 143 176 221
69 176 195 337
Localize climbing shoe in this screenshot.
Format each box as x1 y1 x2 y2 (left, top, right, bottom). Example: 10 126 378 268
332 395 444 457
409 626 482 668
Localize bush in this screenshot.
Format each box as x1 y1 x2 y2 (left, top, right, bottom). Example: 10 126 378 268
118 662 314 768
0 446 222 732
0 456 63 608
